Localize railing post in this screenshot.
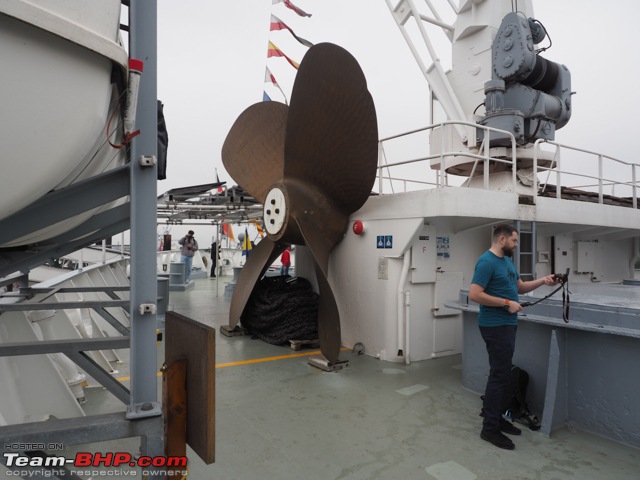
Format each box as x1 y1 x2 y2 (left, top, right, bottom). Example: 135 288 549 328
483 128 490 190
633 164 638 209
377 142 384 194
598 154 604 204
436 123 445 188
533 140 539 204
556 147 562 199
511 136 517 192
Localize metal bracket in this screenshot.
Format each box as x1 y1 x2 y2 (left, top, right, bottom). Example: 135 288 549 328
220 324 248 337
138 155 157 167
138 303 157 315
308 354 349 372
126 401 162 419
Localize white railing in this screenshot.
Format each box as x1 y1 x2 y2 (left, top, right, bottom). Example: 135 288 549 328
376 120 518 194
533 140 639 208
377 121 640 208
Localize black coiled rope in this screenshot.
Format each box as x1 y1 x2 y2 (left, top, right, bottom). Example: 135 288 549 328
241 276 319 345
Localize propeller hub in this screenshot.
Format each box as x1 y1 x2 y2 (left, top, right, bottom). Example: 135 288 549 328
264 186 287 236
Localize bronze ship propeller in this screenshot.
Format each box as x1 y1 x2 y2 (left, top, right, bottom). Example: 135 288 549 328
221 43 378 365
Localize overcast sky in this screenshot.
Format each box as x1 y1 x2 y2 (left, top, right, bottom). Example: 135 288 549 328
153 0 639 240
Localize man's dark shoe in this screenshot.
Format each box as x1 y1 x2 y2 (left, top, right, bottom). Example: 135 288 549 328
481 430 515 450
500 419 522 435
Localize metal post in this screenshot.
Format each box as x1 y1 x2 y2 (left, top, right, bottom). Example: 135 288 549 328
439 123 445 187
216 223 221 297
483 129 490 191
556 147 562 199
17 271 29 289
531 221 537 279
598 154 603 204
511 137 517 190
514 220 521 273
533 140 539 204
128 0 160 420
633 164 637 210
377 143 384 194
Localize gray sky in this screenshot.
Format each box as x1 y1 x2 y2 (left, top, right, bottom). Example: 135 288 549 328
155 0 639 214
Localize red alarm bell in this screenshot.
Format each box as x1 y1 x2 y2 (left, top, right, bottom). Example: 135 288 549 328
352 220 365 235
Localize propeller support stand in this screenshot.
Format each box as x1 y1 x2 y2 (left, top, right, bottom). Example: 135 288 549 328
219 325 249 337
308 354 349 372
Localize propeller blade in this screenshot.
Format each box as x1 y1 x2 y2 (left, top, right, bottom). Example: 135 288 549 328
314 260 342 365
228 237 287 328
222 101 288 203
294 214 342 365
285 43 378 216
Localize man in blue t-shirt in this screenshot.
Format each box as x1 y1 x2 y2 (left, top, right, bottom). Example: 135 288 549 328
469 224 558 450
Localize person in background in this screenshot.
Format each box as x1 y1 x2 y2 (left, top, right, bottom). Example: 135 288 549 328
469 224 558 450
178 230 198 283
280 246 291 276
210 240 218 278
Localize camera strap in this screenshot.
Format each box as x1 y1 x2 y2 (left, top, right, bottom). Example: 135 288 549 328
520 279 570 322
561 284 570 323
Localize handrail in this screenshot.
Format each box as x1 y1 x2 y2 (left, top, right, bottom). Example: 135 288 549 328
377 120 518 194
533 139 640 207
378 120 640 208
378 123 640 208
374 176 439 194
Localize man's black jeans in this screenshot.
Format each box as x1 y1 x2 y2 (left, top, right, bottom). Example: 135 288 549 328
479 324 517 432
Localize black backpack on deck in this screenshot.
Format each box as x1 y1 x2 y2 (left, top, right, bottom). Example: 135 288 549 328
502 365 541 431
481 365 541 431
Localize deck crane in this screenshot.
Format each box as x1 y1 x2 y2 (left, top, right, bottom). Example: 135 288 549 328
386 0 571 176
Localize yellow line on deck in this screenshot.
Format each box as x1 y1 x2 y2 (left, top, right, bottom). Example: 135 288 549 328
113 347 349 382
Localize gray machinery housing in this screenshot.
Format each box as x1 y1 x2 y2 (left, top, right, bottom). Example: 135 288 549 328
478 12 572 146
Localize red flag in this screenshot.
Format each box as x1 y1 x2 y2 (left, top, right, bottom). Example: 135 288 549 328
264 66 289 104
270 13 288 32
267 41 300 70
272 0 311 18
270 14 313 47
264 66 279 86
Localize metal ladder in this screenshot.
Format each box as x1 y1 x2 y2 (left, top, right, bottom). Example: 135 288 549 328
515 220 536 281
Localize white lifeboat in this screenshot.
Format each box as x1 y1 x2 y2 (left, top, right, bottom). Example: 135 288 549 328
0 0 129 246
